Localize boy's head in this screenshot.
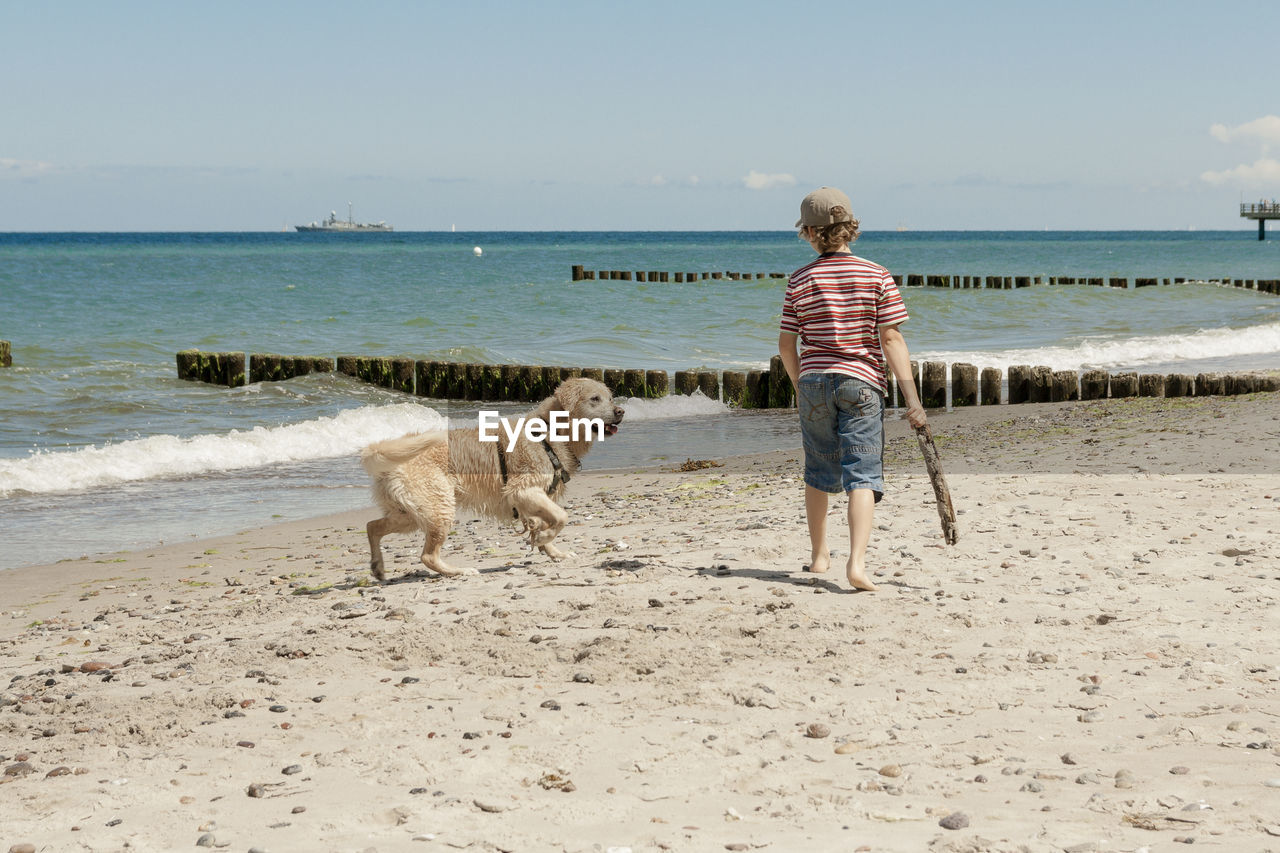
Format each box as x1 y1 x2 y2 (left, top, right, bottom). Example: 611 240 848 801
796 186 860 252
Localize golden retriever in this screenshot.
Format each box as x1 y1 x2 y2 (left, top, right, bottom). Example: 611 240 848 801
360 378 624 580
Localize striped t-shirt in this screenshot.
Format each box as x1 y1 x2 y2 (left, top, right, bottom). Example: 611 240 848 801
779 252 909 393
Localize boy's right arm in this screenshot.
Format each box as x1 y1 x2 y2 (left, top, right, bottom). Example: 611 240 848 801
778 332 801 389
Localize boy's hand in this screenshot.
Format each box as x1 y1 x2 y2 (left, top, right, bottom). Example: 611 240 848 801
904 403 927 429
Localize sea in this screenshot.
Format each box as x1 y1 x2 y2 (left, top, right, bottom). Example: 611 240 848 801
2 230 1278 570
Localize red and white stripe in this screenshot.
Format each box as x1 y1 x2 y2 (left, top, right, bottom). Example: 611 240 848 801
780 253 909 393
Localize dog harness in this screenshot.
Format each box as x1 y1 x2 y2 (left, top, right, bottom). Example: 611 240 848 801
496 440 571 519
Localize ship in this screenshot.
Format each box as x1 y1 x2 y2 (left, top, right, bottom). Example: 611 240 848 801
295 202 392 232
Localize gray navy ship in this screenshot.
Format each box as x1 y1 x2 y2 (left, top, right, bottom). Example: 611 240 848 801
296 203 392 232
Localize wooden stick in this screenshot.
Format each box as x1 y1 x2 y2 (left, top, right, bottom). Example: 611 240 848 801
915 424 958 545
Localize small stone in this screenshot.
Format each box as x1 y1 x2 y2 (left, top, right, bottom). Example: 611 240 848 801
45 766 72 778
572 672 594 684
291 806 306 814
3 762 34 778
540 700 561 711
269 705 287 713
237 741 255 749
282 765 302 775
400 677 420 684
1075 772 1101 785
1060 752 1078 765
1078 710 1104 723
878 764 902 778
195 834 216 848
1114 769 1136 789
247 783 266 798
938 812 970 830
973 774 987 783
79 661 112 673
10 845 38 853
834 742 858 755
805 723 831 739
1020 780 1044 793
1170 766 1190 775
1264 778 1280 788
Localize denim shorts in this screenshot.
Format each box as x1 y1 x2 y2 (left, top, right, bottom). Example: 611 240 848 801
797 373 885 500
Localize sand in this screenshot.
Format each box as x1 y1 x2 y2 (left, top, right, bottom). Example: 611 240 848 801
2 394 1279 853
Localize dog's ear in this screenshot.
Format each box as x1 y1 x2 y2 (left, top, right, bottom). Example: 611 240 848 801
554 378 584 411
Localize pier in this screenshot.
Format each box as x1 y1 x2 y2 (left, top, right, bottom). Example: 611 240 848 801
1241 202 1280 240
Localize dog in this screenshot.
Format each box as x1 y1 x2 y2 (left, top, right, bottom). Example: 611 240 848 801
360 378 624 580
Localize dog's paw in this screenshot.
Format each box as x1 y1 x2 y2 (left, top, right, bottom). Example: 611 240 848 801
541 544 574 561
370 560 386 582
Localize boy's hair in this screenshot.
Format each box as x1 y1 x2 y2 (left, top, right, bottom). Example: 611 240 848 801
800 217 860 253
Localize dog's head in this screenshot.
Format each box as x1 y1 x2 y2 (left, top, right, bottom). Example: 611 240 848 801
551 378 624 439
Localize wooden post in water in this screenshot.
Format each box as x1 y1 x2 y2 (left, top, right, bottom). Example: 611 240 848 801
621 368 645 398
1051 370 1079 402
920 361 947 408
1137 374 1165 397
744 370 768 408
951 363 978 406
0 340 10 367
644 370 668 398
980 367 1002 405
1007 364 1031 404
722 371 747 407
1110 372 1138 397
1080 369 1109 400
1028 366 1053 402
1164 373 1193 397
674 370 698 396
696 370 719 400
768 355 794 408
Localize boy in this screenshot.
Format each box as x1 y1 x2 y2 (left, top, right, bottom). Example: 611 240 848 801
778 187 926 591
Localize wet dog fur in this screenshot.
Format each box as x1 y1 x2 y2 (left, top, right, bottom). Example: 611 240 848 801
359 378 624 580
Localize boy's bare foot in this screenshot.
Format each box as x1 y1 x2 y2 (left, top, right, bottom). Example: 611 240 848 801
806 552 831 574
846 561 878 591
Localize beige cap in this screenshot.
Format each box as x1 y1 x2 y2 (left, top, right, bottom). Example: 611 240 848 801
795 186 854 227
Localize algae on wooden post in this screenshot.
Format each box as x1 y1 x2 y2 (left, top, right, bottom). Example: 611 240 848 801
722 371 747 407
673 370 698 396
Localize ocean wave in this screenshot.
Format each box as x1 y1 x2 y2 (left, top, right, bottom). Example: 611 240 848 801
919 322 1280 372
0 404 447 497
0 392 731 497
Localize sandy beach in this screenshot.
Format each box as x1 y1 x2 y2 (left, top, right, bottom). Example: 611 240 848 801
3 393 1279 853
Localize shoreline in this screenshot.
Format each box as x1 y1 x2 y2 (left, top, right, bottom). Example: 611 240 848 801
2 394 1278 851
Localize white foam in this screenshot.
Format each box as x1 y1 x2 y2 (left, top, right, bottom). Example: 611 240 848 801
921 322 1280 372
613 390 730 420
0 403 447 497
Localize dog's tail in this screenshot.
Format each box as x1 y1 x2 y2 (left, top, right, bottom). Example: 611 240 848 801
360 431 446 476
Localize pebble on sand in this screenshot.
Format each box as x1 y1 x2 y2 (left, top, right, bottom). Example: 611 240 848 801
938 812 970 830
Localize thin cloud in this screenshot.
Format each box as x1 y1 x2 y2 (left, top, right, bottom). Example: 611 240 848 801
1200 158 1280 186
0 158 54 179
743 170 796 190
1209 115 1280 145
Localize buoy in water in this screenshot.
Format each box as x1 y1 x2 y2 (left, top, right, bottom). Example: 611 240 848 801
473 246 483 257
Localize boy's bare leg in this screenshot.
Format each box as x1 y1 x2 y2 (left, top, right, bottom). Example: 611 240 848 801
804 485 831 573
846 488 877 590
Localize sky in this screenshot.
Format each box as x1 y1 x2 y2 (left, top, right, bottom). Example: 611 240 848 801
2 0 1279 231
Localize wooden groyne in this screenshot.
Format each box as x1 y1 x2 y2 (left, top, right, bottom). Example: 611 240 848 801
176 350 1279 408
0 340 10 368
571 266 1280 294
